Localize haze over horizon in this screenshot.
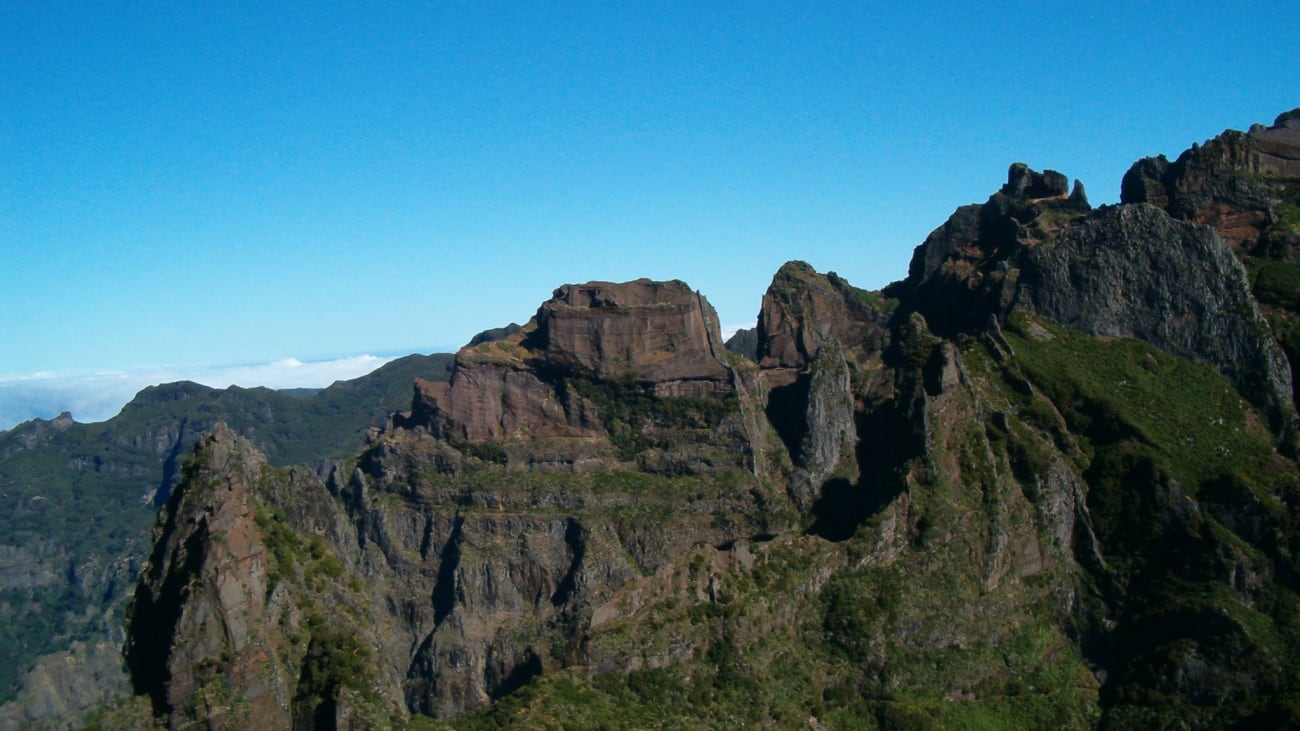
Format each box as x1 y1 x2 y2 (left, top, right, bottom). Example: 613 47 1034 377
4 1 1297 428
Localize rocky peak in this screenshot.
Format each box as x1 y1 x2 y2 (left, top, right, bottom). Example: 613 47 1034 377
409 278 735 444
123 423 284 728
757 261 891 371
124 423 400 729
1020 204 1294 433
0 411 76 458
887 158 1295 437
532 279 730 384
1002 162 1070 199
1250 108 1300 177
1121 109 1300 250
894 163 1086 303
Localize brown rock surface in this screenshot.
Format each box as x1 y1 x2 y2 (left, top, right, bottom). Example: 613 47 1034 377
412 278 735 443
757 260 891 371
538 279 730 385
124 424 404 729
123 423 288 729
1121 108 1300 250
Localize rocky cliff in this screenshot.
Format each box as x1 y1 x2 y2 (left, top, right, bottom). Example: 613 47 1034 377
1121 109 1300 425
112 109 1300 730
888 152 1296 439
1121 109 1300 252
408 279 734 443
0 353 454 728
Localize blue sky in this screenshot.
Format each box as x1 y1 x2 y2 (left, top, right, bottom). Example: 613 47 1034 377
2 1 1297 427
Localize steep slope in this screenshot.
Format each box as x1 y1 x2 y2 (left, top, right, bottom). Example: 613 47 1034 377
0 353 452 725
885 160 1294 438
115 109 1300 730
125 423 403 729
113 281 793 724
1122 108 1300 418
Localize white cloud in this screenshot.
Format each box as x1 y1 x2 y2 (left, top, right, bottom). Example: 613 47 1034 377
720 322 756 342
0 354 399 431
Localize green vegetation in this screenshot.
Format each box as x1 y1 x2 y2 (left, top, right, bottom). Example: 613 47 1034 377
433 528 1098 730
850 285 901 317
1276 182 1300 232
0 353 452 704
997 314 1300 727
564 373 741 461
1003 313 1280 493
1252 259 1300 309
294 613 373 709
253 501 343 593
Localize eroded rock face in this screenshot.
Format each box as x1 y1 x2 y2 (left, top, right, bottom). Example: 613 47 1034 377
752 262 897 513
0 641 130 729
124 424 404 730
757 261 891 371
118 110 1300 730
537 280 730 385
124 423 287 729
411 279 735 444
1121 108 1300 251
889 162 1093 336
889 161 1295 435
1020 204 1294 430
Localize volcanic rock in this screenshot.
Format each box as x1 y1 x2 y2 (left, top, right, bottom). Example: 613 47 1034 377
1121 108 1300 250
411 279 734 443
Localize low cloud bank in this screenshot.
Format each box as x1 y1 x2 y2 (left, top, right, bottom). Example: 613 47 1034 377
0 354 398 431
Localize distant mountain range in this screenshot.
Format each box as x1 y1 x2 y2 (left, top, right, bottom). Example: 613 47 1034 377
0 352 453 725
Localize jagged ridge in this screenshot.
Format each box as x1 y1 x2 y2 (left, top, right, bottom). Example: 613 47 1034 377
91 107 1300 730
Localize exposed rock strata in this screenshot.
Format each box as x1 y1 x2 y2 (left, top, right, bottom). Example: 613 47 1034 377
1121 108 1300 252
124 423 403 729
410 279 735 445
1019 204 1293 431
116 110 1300 730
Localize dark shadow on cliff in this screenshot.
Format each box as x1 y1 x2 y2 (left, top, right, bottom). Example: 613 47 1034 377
550 518 585 607
766 374 811 464
124 520 207 715
432 516 464 626
152 418 189 510
487 651 543 701
807 405 917 542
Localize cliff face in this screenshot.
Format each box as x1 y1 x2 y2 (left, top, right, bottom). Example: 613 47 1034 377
889 156 1295 438
118 109 1300 730
1121 109 1300 252
409 279 735 446
1119 109 1300 428
0 354 455 728
124 423 405 729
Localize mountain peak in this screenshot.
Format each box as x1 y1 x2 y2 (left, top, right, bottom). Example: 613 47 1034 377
409 278 734 445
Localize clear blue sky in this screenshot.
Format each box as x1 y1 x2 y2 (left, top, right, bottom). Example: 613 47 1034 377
3 2 1297 392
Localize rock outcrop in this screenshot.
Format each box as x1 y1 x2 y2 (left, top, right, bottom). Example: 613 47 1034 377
889 160 1295 435
124 423 403 730
1121 108 1300 253
1019 203 1293 431
752 262 894 511
125 423 285 727
887 162 1093 336
408 279 741 466
114 110 1300 730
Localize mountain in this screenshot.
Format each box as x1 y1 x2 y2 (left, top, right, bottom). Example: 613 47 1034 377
28 107 1300 730
0 353 454 727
